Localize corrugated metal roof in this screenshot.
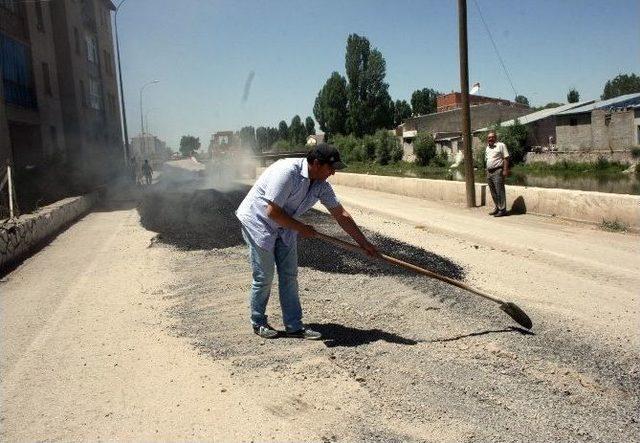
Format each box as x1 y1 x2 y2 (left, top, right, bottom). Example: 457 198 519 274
556 93 640 115
474 100 593 133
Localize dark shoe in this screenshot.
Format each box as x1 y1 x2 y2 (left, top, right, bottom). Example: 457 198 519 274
488 208 499 216
253 324 278 339
493 210 508 217
285 328 322 340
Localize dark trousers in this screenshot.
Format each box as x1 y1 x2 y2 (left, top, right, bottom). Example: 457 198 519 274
487 169 506 211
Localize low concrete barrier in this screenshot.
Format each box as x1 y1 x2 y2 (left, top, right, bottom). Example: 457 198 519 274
0 194 97 272
328 172 640 229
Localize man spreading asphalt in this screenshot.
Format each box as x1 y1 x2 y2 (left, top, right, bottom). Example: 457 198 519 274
485 131 510 217
236 144 378 339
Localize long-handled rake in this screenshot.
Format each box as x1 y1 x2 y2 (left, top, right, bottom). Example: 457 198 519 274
316 232 533 330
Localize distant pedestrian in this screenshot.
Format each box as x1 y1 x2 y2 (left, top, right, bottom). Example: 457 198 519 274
141 159 153 185
129 157 139 185
485 132 510 217
236 144 379 340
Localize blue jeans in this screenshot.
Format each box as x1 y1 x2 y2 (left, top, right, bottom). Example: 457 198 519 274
241 227 303 332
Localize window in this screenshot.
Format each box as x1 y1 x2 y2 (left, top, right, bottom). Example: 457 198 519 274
88 78 102 110
74 27 81 55
0 0 19 14
42 62 51 95
85 35 98 63
569 118 578 126
35 0 44 31
0 33 37 108
79 79 86 106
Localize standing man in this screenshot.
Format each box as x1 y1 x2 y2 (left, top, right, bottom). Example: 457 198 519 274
141 159 153 185
485 132 510 217
236 144 378 340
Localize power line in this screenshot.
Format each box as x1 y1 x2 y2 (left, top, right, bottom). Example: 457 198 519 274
472 0 519 99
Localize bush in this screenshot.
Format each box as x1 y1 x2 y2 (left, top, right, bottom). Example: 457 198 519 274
272 139 294 152
332 134 361 163
432 149 449 167
413 132 436 166
362 135 377 161
373 130 401 165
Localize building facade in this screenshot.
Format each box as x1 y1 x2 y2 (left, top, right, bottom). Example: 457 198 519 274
1 0 123 191
1 0 66 169
555 93 640 151
130 132 169 169
49 0 123 185
436 92 527 113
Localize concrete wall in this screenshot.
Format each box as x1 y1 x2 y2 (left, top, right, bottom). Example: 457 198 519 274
557 109 639 151
328 172 640 229
404 103 531 134
0 193 96 272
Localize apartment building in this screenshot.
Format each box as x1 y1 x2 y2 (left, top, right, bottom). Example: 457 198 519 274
0 0 66 169
49 0 122 185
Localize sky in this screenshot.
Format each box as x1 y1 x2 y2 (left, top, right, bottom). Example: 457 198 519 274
115 0 640 149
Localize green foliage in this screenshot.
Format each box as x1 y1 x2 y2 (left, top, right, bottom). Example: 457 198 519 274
255 126 268 152
514 95 530 106
344 34 393 136
601 73 640 100
432 150 449 167
480 120 529 165
239 126 256 151
272 139 294 152
313 72 348 138
179 135 200 156
304 116 316 136
331 130 402 166
567 88 580 103
413 132 436 166
523 160 628 174
410 88 438 115
278 120 289 141
289 115 306 146
393 100 412 126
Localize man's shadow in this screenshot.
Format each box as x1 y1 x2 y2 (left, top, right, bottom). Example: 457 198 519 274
306 322 418 348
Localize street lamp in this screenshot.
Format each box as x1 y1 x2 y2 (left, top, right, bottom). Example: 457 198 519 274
139 80 159 136
140 80 159 160
114 0 130 166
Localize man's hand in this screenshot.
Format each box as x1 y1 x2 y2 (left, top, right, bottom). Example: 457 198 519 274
360 240 380 257
502 168 510 177
298 224 317 239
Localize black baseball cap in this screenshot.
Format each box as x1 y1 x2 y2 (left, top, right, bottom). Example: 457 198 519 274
309 143 346 170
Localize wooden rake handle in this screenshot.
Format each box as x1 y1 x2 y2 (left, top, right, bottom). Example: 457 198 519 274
314 232 505 305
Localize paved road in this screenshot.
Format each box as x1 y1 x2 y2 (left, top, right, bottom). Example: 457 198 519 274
1 183 638 441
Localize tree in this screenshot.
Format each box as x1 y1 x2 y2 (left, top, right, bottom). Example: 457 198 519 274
567 88 580 103
344 34 370 137
255 126 268 152
601 73 640 99
179 135 200 157
304 116 315 136
289 115 306 146
393 100 412 126
410 88 438 115
277 120 289 141
413 132 436 166
313 72 348 139
267 127 279 150
344 34 393 136
514 95 530 106
239 126 256 151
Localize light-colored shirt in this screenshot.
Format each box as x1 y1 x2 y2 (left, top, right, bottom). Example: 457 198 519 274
236 158 340 251
485 142 510 170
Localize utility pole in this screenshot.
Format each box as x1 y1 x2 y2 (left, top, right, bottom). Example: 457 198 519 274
458 0 476 207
